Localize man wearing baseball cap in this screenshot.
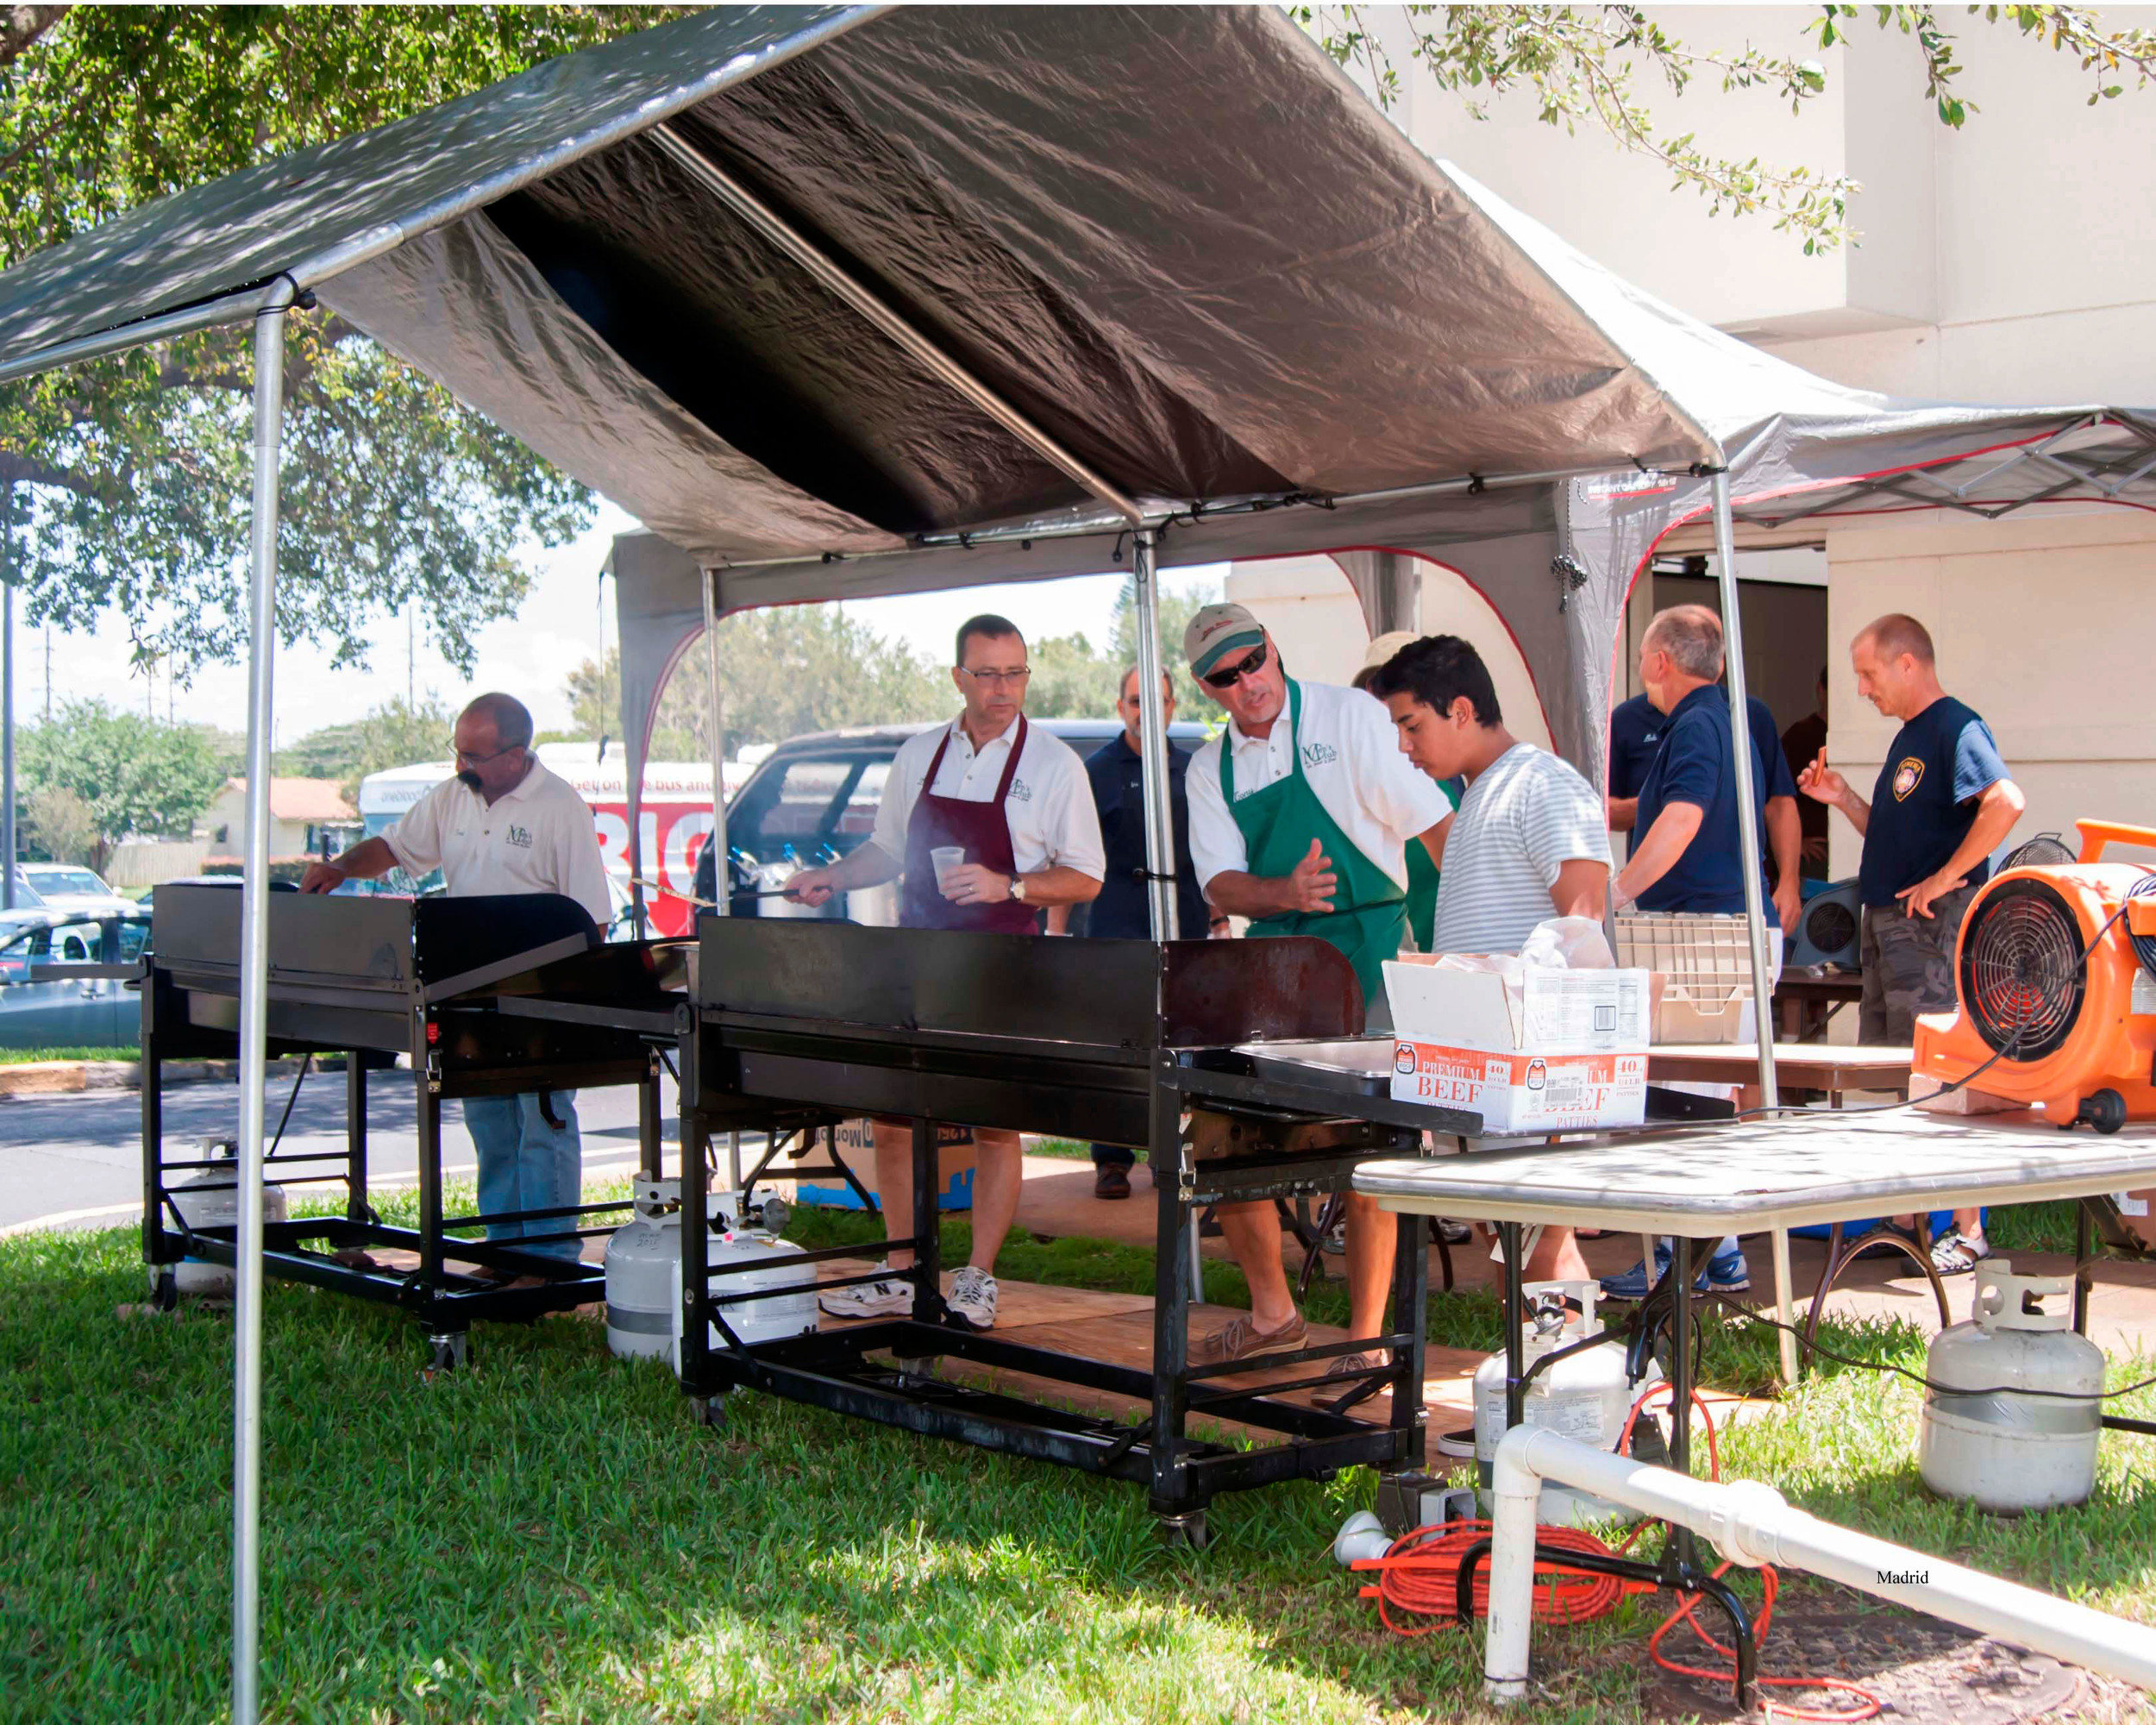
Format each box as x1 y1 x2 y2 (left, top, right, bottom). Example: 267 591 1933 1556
1182 603 1453 1370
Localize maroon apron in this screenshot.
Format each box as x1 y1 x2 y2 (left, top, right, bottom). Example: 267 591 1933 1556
899 715 1040 934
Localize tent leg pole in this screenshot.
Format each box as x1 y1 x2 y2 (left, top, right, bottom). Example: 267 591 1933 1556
701 568 729 919
1709 471 1780 1115
1129 530 1198 1302
233 275 296 1725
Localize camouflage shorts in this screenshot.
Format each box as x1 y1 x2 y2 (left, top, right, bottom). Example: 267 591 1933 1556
1858 881 1981 1044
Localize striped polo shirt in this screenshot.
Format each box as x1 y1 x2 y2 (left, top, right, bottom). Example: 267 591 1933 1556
1430 743 1611 955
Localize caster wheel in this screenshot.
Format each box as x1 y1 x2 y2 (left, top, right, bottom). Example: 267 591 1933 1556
2081 1088 2128 1135
151 1270 179 1314
1156 1511 1209 1552
423 1333 469 1376
689 1393 728 1430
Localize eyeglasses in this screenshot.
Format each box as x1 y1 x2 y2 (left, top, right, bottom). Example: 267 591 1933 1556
957 665 1032 688
1200 640 1269 690
449 739 523 765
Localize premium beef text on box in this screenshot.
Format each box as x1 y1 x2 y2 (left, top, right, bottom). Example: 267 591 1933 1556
1383 959 1650 1132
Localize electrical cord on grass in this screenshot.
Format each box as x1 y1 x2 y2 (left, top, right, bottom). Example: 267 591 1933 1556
1695 1289 2156 1403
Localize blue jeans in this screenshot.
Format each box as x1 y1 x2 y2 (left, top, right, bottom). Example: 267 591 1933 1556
462 1090 585 1263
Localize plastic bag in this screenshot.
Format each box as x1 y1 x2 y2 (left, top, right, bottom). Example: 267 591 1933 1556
1518 916 1615 971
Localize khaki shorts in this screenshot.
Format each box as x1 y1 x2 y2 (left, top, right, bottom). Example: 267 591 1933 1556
1858 881 1979 1044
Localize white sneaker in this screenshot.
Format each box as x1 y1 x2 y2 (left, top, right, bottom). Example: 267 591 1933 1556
818 1269 914 1320
947 1266 998 1332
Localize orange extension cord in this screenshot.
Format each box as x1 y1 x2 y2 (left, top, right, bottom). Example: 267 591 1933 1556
1352 1383 1881 1722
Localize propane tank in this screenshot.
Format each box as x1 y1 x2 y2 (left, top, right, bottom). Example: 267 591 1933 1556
1473 1281 1661 1528
603 1178 683 1360
1920 1259 2105 1514
162 1139 289 1296
671 1222 818 1371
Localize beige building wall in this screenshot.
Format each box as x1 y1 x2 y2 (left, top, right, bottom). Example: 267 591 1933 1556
1812 506 2156 880
1225 554 1553 750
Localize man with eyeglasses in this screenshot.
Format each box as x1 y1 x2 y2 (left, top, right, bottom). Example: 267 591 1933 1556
1181 603 1453 1371
782 614 1105 1331
300 693 611 1280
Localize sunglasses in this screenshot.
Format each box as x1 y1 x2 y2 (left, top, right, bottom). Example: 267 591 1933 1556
1200 640 1269 690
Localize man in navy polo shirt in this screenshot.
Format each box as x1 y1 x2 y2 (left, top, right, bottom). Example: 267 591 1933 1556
1601 605 1799 1299
1800 612 2026 1274
1607 681 1799 911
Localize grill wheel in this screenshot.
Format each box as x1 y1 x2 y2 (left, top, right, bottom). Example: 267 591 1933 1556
1960 878 2087 1060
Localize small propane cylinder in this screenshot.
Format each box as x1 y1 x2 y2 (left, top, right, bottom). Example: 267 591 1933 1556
164 1140 290 1296
671 1221 818 1371
1474 1281 1661 1528
1920 1259 2105 1514
603 1178 683 1360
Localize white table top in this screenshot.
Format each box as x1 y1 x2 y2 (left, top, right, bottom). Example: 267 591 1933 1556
1354 1108 2156 1234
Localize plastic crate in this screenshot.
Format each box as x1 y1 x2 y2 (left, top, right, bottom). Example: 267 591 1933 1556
1614 913 1783 1044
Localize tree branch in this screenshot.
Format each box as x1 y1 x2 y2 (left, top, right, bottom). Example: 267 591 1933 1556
0 4 66 69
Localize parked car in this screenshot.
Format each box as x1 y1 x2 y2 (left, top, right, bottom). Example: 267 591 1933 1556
694 718 1210 924
0 905 153 1048
18 862 130 914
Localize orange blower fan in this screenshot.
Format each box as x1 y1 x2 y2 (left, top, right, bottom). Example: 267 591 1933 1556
1914 819 2156 1133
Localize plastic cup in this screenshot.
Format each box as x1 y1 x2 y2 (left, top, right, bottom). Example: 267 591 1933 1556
931 845 966 891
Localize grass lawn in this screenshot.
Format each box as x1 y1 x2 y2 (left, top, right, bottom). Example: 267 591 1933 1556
6 1190 2156 1723
0 1044 141 1064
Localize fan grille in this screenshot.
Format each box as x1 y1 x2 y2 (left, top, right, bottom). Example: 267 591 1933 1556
2002 832 2077 870
1960 878 2087 1060
1802 898 1858 958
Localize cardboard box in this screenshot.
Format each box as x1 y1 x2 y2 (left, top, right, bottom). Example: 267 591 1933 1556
790 1118 977 1212
1385 958 1651 1132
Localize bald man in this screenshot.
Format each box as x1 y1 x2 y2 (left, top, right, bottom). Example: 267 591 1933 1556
303 693 611 1275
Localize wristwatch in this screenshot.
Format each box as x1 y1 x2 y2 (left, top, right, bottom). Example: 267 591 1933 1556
1008 875 1029 903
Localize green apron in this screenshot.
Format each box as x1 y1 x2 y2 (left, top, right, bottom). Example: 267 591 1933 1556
1402 775 1461 953
1222 679 1407 1011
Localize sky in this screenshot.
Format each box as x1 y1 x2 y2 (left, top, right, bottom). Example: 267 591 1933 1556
34 499 1225 753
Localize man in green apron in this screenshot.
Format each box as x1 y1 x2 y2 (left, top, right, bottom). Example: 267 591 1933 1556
1183 604 1453 1369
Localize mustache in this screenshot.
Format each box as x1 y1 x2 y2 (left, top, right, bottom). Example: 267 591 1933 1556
455 768 483 791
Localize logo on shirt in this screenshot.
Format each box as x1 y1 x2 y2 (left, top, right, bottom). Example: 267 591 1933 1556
1007 778 1032 803
1891 757 1925 802
1301 741 1338 769
506 822 534 850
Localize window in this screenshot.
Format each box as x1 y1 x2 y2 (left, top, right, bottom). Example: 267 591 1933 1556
837 762 890 836
112 921 152 962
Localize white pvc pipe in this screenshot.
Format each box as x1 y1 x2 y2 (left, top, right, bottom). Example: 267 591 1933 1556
232 274 296 1725
1483 1426 2156 1703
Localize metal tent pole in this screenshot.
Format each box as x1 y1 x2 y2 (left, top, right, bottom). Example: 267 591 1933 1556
232 275 296 1725
1709 471 1790 1382
1708 471 1779 1113
1130 530 1202 1302
700 569 742 1193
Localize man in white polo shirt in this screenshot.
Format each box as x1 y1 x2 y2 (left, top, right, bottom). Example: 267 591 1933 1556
300 693 611 1270
781 614 1105 1331
1182 603 1452 1370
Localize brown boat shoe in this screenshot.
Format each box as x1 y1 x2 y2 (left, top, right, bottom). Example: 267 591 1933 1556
1192 1309 1307 1368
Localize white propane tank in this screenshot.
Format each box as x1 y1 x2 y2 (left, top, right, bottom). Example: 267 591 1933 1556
604 1178 683 1360
164 1140 290 1296
671 1224 819 1371
1920 1259 2106 1514
1474 1281 1661 1528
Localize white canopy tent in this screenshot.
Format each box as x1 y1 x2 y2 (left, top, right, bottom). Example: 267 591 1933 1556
3 6 2154 1716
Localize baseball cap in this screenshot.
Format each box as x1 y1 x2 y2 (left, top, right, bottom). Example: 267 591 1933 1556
1183 602 1266 679
1359 630 1421 677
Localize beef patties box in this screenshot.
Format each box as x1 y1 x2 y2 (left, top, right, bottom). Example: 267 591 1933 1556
1384 958 1651 1133
790 1118 977 1212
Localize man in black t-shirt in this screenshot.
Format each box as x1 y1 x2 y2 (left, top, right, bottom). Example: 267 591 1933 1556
1077 667 1220 1198
1799 613 2026 1274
